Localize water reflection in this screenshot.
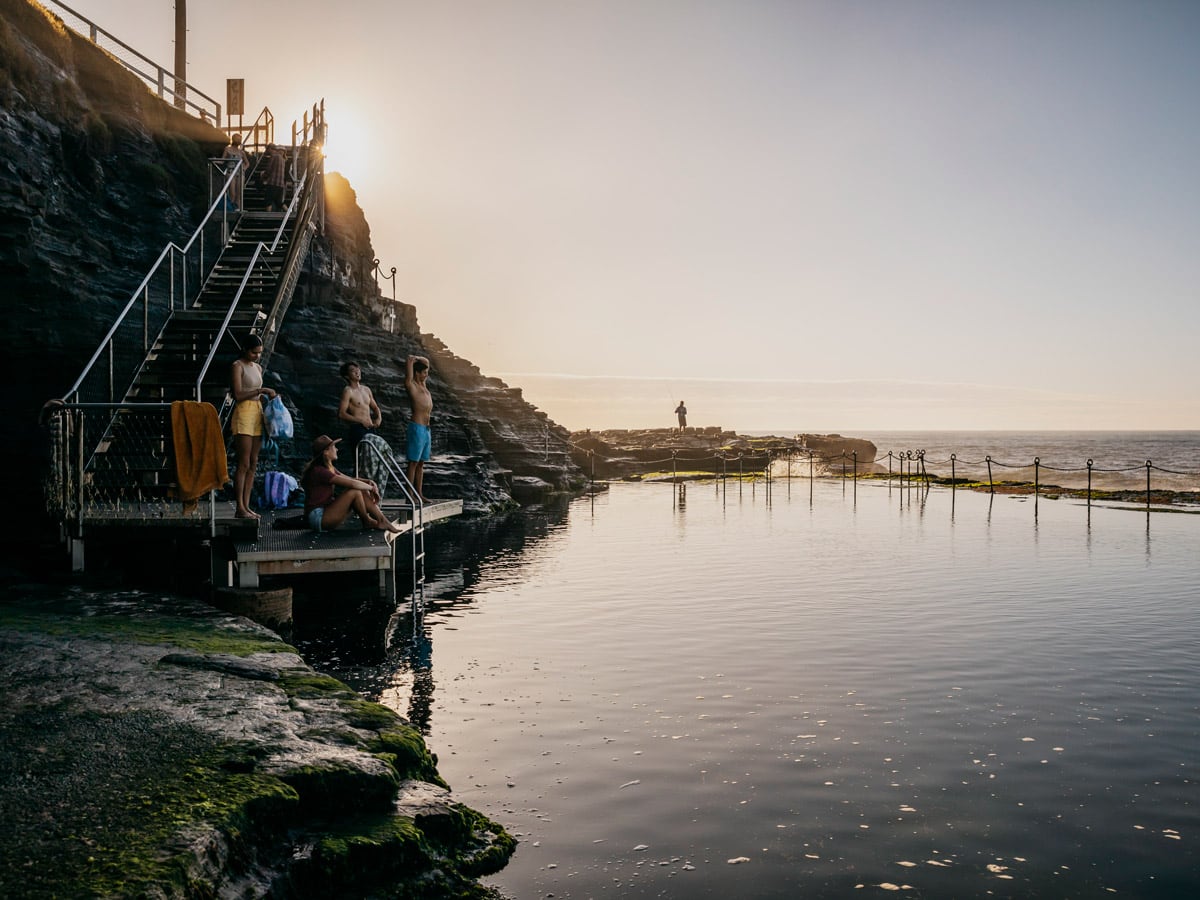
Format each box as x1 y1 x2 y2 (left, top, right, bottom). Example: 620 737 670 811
292 497 573 733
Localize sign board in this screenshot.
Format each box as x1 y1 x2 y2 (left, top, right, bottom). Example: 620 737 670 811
226 79 244 117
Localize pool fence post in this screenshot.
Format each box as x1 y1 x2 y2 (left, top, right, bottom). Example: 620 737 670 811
986 456 994 494
920 450 928 485
809 450 814 504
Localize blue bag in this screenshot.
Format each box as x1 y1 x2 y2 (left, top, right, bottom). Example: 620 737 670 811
262 395 293 440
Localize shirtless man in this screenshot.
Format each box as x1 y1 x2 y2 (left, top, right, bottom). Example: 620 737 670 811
337 361 381 449
404 354 433 504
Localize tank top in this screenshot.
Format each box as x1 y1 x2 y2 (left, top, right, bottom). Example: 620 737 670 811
236 360 263 394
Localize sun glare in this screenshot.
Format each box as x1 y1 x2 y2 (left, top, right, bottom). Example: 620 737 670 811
322 114 370 185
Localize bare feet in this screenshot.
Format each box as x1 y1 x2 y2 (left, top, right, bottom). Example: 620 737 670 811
235 509 257 520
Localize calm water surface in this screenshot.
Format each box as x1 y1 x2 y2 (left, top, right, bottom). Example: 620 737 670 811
298 479 1198 898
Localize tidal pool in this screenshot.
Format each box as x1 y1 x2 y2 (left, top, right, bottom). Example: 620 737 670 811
297 479 1198 898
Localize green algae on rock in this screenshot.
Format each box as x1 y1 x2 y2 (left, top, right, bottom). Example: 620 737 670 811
0 591 515 897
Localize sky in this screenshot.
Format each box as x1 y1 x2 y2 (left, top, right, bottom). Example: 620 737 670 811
51 0 1200 432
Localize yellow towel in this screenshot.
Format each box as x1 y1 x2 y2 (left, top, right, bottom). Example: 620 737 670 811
171 401 229 503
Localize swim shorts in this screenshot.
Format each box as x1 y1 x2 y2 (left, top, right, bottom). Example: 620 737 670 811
306 507 324 532
232 399 263 436
407 422 431 462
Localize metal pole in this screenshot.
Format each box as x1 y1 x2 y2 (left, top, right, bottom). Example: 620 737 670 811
809 450 814 503
1146 460 1152 512
1087 458 1093 512
852 451 857 501
1034 457 1040 518
986 456 994 494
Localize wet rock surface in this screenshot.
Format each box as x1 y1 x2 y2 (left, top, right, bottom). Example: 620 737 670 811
0 587 514 898
570 427 879 480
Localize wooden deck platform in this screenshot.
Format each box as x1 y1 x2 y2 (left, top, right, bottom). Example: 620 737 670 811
227 499 463 589
71 498 464 590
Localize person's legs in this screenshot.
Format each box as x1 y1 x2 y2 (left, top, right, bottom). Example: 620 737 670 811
316 491 360 530
233 434 256 518
413 461 425 503
322 489 401 533
243 436 262 518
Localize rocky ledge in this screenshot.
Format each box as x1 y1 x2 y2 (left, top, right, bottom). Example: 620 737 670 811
568 428 879 480
0 588 513 898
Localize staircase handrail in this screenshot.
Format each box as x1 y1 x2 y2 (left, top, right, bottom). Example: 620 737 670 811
194 243 271 401
44 0 222 124
194 118 325 403
232 107 276 154
259 143 324 354
59 161 246 404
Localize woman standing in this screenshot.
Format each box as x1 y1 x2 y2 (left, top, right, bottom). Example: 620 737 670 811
230 334 276 519
302 435 402 534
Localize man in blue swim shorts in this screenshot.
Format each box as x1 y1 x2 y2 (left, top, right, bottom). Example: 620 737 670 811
405 354 434 503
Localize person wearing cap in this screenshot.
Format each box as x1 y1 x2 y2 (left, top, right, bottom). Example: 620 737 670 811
301 435 402 534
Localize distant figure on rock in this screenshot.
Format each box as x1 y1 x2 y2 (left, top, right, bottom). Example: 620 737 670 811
230 334 277 519
675 401 688 431
221 133 248 209
405 354 433 504
262 143 286 211
301 435 401 535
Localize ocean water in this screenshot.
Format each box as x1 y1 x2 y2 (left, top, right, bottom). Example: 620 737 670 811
296 440 1200 898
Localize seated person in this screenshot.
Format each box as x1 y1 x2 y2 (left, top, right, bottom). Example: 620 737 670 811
301 435 402 534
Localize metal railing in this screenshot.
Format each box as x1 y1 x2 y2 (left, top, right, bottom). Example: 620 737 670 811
46 102 326 533
43 402 217 528
355 437 427 602
60 162 247 407
43 0 222 124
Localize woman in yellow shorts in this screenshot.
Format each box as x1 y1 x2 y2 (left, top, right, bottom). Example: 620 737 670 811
230 335 276 519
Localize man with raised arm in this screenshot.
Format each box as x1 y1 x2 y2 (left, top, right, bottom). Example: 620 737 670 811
404 354 433 504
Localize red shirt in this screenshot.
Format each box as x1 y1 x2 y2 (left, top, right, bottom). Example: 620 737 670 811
303 465 336 512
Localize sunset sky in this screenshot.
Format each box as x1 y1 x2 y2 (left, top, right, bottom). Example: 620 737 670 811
58 0 1200 432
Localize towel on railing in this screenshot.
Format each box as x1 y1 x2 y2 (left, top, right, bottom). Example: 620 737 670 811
171 400 229 503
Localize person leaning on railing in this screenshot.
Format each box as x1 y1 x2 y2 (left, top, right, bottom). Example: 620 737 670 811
230 334 276 520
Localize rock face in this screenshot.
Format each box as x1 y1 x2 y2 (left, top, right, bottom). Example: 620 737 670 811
570 428 879 480
267 215 586 512
0 0 584 542
1 0 230 544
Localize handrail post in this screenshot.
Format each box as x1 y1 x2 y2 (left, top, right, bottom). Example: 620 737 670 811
951 454 956 496
1086 458 1093 513
1146 460 1152 512
986 455 994 494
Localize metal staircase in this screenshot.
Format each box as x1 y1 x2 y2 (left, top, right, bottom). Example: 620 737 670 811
46 105 326 552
